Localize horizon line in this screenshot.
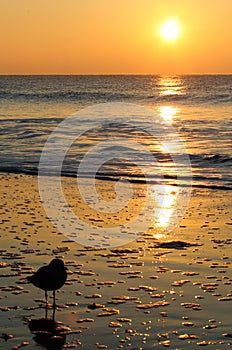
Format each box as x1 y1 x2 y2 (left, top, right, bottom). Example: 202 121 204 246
0 72 232 76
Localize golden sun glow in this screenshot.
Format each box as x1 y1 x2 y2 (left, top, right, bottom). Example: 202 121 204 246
160 20 180 41
154 185 177 230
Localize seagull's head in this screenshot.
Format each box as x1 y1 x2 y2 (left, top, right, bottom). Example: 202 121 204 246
49 258 68 270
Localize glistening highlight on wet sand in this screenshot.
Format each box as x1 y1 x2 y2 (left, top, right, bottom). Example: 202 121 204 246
0 173 231 349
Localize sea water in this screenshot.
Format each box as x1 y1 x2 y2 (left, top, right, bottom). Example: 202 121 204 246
0 75 231 189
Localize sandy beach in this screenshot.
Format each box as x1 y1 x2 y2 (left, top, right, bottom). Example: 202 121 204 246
0 172 231 349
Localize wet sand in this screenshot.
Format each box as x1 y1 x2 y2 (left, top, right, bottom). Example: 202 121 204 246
0 173 231 349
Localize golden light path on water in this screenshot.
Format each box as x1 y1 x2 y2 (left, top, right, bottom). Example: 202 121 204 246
152 80 184 238
152 185 177 239
158 105 179 122
158 76 185 97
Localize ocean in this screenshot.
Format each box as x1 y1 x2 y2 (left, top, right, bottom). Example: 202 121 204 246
0 75 231 189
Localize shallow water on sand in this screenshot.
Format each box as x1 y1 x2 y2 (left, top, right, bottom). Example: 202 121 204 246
0 174 232 349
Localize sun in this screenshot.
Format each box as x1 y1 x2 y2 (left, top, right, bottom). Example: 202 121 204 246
160 20 180 41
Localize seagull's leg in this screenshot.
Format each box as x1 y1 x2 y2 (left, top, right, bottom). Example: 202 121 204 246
53 290 56 308
52 290 56 321
45 290 48 319
52 304 56 321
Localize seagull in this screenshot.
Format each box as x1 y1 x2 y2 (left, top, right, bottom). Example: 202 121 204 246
27 259 67 314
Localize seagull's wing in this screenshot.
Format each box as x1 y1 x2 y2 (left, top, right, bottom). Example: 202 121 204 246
27 265 49 287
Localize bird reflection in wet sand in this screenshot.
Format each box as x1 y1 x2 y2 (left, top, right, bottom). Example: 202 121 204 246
27 258 67 319
28 318 71 350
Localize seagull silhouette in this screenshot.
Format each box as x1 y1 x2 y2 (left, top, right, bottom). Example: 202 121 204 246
27 259 67 313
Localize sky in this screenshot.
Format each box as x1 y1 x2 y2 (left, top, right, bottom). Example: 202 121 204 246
1 0 232 74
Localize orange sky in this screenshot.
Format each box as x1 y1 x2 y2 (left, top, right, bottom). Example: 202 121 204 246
1 0 232 74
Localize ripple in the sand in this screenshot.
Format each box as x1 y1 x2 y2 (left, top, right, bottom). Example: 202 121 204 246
223 333 232 338
171 279 190 287
116 318 132 323
95 343 108 349
11 341 29 349
197 340 209 346
109 295 138 304
154 241 203 249
76 270 95 276
182 321 194 327
178 333 198 339
87 303 105 310
180 302 202 310
136 301 169 309
76 318 94 323
0 333 14 340
182 271 200 276
97 308 120 317
218 296 232 301
151 293 165 298
85 293 102 299
203 324 217 329
97 281 116 286
108 321 122 328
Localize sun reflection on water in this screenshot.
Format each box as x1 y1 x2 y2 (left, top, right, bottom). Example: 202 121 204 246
158 76 185 97
152 185 177 239
158 105 179 122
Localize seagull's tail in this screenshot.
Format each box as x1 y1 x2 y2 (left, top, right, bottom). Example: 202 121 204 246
26 275 34 283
